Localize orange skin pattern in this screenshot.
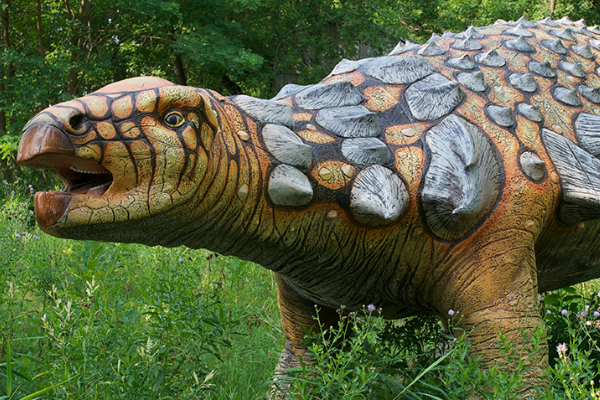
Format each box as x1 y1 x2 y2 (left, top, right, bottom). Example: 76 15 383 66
18 18 600 396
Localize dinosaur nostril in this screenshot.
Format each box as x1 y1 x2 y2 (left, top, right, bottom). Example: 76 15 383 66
68 114 86 132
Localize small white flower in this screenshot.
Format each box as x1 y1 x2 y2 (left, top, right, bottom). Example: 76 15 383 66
448 309 455 316
366 304 377 313
556 342 568 357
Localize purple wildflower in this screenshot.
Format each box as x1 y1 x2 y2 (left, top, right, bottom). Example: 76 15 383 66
366 304 377 313
448 309 455 316
561 309 568 316
178 258 184 263
556 342 568 357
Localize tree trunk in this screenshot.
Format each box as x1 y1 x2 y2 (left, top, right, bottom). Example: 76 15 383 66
173 55 187 85
550 0 556 16
0 0 10 135
36 0 43 56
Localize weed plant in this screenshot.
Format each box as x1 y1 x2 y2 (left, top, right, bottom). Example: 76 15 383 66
1 180 600 399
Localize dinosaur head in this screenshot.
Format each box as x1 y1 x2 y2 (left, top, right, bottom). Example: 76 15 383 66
17 77 224 244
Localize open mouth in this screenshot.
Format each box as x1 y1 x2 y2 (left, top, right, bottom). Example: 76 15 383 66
53 156 113 196
17 123 114 229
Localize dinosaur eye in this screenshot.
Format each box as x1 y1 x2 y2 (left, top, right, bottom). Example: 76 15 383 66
164 112 185 127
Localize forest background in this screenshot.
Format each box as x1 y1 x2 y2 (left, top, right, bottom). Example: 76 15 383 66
0 0 599 177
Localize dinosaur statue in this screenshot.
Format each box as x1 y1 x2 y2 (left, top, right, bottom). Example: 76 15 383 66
16 15 600 395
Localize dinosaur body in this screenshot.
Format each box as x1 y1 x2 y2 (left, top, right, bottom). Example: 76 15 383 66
17 16 600 394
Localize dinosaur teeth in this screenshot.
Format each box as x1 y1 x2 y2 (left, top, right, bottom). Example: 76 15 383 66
475 49 506 67
69 166 111 175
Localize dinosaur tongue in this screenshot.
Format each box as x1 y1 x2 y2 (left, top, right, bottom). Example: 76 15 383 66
34 191 72 230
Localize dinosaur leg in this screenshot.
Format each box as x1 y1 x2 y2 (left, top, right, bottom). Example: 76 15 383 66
437 237 548 398
271 273 339 396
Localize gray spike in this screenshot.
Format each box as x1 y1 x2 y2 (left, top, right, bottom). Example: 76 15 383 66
456 26 485 39
550 28 576 41
341 138 391 165
506 35 535 52
267 164 313 207
272 84 308 101
361 55 437 84
330 58 372 76
572 44 594 59
575 112 600 157
448 54 476 70
506 23 534 37
457 71 488 92
422 114 501 240
554 86 582 107
575 18 587 26
442 31 455 38
350 165 408 227
542 39 568 55
427 33 442 42
316 106 380 138
538 17 560 27
495 19 509 25
508 72 537 93
475 49 506 67
487 104 516 127
560 61 585 78
589 26 600 35
520 152 546 181
418 41 446 56
233 95 294 128
295 81 364 110
513 16 537 28
405 74 465 121
452 36 484 51
573 26 592 37
517 103 543 122
578 86 600 104
529 60 557 78
556 16 574 25
541 128 600 224
262 124 312 169
589 39 600 51
388 41 406 55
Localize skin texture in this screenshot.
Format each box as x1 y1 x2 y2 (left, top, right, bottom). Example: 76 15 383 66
17 17 600 397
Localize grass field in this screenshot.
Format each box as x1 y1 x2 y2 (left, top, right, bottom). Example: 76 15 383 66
2 179 600 399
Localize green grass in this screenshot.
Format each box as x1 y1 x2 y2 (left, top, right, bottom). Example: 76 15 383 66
2 181 600 399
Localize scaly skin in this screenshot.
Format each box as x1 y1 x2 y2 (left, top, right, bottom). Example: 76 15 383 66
17 16 600 396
